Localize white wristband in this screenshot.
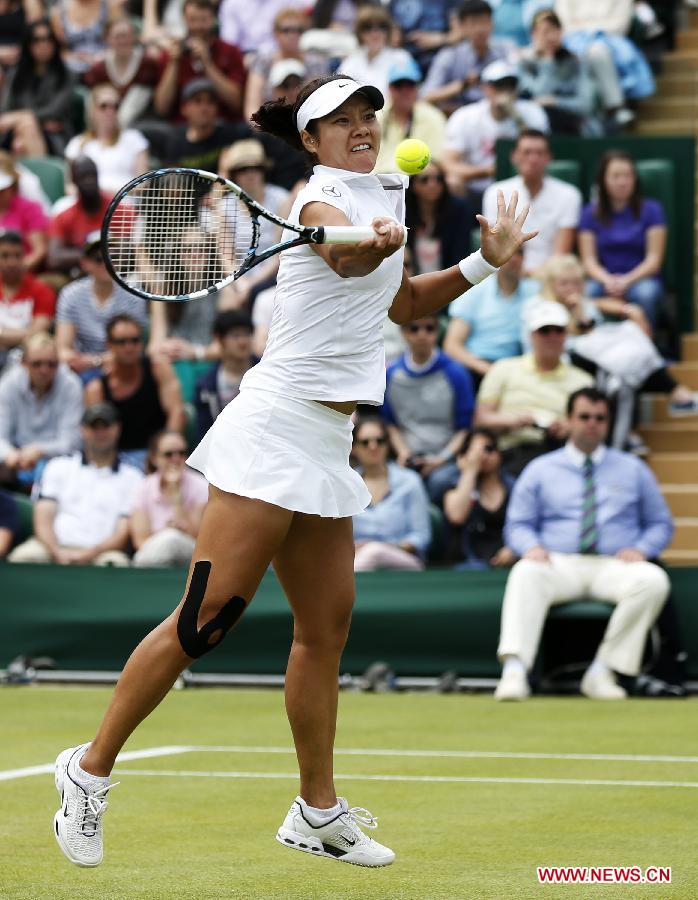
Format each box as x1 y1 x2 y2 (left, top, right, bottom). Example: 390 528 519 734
458 249 498 285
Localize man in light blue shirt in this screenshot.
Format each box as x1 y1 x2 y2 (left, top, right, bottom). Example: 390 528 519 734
496 387 672 701
444 247 538 389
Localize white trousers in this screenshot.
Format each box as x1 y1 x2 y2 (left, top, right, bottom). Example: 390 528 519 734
132 528 196 568
585 41 624 109
7 537 130 567
353 541 424 572
497 553 670 676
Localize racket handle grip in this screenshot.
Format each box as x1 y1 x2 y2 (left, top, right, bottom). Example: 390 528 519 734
319 224 407 246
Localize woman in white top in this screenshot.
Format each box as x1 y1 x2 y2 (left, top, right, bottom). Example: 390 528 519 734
64 83 149 195
53 74 534 871
339 6 416 97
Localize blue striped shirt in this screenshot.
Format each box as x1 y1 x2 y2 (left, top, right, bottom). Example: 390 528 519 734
56 277 147 354
505 444 673 559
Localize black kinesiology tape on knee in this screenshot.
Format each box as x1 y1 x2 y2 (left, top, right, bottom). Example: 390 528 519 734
177 560 247 658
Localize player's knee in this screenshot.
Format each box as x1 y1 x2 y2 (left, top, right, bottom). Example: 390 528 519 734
176 560 247 658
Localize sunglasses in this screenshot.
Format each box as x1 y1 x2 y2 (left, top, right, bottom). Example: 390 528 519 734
161 448 187 458
361 21 389 32
110 336 141 345
29 359 58 369
536 325 565 335
355 436 387 447
391 79 418 90
414 173 444 185
276 25 304 34
97 101 119 110
31 34 54 43
576 413 608 423
406 323 437 334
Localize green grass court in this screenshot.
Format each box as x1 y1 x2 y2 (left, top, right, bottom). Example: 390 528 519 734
2 687 696 899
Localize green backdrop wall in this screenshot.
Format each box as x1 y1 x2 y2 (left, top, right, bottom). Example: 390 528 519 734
1 566 696 679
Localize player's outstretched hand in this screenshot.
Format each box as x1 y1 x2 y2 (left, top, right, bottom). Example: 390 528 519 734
477 190 538 268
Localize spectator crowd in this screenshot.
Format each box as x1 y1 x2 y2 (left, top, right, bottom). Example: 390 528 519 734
0 0 693 698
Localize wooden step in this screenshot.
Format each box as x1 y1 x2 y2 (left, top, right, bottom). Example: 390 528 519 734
657 52 698 74
667 517 698 551
683 334 698 361
676 30 698 50
633 119 697 136
638 422 698 452
639 97 698 118
638 395 696 423
648 452 698 482
669 362 698 388
654 74 698 98
661 548 698 565
661 485 698 517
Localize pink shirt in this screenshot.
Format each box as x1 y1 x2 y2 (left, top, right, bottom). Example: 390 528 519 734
0 194 49 252
133 468 209 532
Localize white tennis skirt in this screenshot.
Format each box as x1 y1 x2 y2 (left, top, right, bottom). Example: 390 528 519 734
187 387 370 518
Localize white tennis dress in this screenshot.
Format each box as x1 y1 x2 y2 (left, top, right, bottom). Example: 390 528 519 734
187 165 407 517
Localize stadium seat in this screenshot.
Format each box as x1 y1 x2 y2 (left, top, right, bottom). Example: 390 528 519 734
10 491 34 542
635 158 676 290
18 156 66 205
544 159 582 190
427 504 446 562
173 359 214 405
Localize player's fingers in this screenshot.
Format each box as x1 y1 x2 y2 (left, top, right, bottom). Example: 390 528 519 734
515 201 531 227
496 190 505 218
506 190 519 219
520 229 539 244
476 213 498 234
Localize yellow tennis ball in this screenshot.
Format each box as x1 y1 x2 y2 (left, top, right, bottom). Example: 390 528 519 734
395 139 431 175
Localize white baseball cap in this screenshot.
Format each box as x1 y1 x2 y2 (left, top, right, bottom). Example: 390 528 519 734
295 78 384 133
269 58 307 88
481 60 519 84
526 301 570 333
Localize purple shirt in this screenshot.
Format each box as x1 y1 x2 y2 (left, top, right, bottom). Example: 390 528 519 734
579 198 665 275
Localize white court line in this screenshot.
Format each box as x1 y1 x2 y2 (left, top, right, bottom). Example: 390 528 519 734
176 746 698 764
3 743 698 784
114 769 698 790
0 746 191 782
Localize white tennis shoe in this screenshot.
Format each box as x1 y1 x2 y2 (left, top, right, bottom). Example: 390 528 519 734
276 796 395 867
53 743 117 867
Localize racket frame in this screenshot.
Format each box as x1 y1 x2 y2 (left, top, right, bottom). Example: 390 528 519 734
102 167 333 303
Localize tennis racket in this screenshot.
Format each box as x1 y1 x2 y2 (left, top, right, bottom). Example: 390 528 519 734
101 167 406 303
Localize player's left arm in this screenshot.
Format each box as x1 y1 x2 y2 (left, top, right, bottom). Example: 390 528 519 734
389 191 537 324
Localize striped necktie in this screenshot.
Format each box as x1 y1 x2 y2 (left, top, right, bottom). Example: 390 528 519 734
579 456 598 554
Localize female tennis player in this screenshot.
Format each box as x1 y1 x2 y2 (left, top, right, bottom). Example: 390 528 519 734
54 73 536 869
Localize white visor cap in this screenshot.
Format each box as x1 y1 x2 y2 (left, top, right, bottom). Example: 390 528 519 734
295 78 384 133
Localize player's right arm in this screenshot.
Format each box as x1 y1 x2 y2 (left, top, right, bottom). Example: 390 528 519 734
300 202 404 278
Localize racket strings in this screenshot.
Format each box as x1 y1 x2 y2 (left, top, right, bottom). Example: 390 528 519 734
106 172 257 299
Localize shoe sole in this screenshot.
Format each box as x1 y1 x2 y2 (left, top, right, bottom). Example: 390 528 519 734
275 827 394 867
53 746 102 868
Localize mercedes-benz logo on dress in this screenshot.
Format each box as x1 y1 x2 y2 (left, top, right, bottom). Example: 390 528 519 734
322 186 341 197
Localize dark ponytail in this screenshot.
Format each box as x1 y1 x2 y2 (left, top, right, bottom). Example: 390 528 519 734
251 74 356 162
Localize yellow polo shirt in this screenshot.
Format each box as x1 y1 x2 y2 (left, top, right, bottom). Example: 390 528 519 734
478 354 594 450
374 101 447 173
